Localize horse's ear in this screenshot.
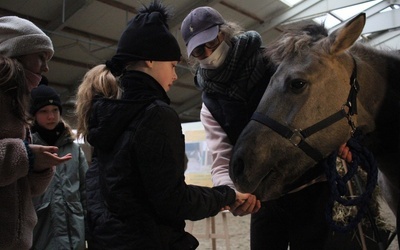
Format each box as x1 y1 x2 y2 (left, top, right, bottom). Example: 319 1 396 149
328 13 366 55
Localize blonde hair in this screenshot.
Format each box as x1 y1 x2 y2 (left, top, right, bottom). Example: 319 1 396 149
0 55 30 124
62 118 76 140
220 21 244 42
75 64 122 139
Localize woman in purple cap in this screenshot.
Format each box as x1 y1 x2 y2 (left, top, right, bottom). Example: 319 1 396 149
181 6 354 250
181 5 264 216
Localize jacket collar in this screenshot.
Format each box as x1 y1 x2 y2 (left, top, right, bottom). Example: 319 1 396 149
121 70 170 105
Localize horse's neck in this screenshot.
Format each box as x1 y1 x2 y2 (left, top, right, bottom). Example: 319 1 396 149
352 44 400 157
353 45 400 97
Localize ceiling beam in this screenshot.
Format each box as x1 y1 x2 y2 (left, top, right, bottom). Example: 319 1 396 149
0 7 118 47
50 54 190 72
168 0 220 28
286 0 382 22
61 26 118 45
362 9 400 34
368 29 400 47
251 0 323 35
51 56 96 69
220 1 264 24
46 0 96 32
0 7 46 26
0 7 122 61
96 0 138 14
329 1 392 31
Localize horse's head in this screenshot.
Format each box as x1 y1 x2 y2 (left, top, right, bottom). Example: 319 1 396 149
230 14 367 201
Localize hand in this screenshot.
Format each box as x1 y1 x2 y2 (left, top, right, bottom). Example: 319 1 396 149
338 143 352 163
29 144 72 172
227 192 261 216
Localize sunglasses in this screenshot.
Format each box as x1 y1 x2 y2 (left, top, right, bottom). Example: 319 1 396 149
191 34 221 58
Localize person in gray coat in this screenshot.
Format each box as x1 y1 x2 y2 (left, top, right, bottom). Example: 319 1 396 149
30 82 88 250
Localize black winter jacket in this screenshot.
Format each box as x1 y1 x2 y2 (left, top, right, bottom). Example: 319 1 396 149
86 71 235 250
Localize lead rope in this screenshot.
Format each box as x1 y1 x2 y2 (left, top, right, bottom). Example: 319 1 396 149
323 130 378 234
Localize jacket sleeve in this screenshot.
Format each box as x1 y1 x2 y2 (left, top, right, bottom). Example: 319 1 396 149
0 138 54 196
134 104 235 222
0 138 30 186
200 104 235 189
28 168 55 196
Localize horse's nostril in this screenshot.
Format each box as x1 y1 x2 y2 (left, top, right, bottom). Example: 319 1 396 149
230 157 245 182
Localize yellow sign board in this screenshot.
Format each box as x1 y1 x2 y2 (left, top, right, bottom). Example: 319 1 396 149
183 123 213 187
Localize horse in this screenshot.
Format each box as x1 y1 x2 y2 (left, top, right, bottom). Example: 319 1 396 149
229 13 400 245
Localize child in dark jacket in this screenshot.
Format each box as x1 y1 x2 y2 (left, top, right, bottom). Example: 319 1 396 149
75 1 249 249
30 83 88 250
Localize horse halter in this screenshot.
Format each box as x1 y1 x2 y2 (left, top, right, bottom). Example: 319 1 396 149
251 56 359 162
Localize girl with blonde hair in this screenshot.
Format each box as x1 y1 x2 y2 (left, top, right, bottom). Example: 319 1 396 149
75 2 249 249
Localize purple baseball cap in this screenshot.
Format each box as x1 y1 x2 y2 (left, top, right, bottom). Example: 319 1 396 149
181 7 225 56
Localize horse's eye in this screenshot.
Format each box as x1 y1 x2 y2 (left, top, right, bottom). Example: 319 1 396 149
289 79 307 92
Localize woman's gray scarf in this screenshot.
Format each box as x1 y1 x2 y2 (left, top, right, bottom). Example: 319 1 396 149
195 31 266 101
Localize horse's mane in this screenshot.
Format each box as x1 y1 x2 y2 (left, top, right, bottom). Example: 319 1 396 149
264 22 329 64
263 20 400 94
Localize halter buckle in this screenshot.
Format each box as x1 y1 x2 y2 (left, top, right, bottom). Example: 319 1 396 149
341 104 357 135
289 129 304 146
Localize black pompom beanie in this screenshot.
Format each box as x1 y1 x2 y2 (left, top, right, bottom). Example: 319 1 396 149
107 1 181 75
30 82 62 115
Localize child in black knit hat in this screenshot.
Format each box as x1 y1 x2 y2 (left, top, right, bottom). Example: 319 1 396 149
30 79 63 116
75 1 248 249
29 80 88 250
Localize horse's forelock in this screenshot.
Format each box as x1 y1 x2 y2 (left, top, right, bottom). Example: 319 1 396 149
264 23 329 64
302 24 329 39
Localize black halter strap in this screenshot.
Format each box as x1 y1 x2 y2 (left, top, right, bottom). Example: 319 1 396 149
251 56 359 162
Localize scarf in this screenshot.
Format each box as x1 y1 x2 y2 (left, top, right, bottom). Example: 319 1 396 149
32 122 65 146
195 31 266 101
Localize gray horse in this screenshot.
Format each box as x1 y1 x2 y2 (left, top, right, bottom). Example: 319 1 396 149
230 13 400 242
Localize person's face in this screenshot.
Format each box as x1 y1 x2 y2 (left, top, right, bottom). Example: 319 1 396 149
18 52 50 91
191 32 224 60
148 61 178 92
18 52 49 74
35 105 60 130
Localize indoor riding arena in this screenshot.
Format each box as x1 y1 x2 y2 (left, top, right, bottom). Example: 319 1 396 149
1 0 398 249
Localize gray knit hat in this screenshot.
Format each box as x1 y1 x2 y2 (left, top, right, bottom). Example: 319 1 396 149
0 16 54 60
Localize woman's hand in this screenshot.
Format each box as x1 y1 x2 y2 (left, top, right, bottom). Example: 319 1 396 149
224 192 261 216
338 143 352 163
29 144 72 172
